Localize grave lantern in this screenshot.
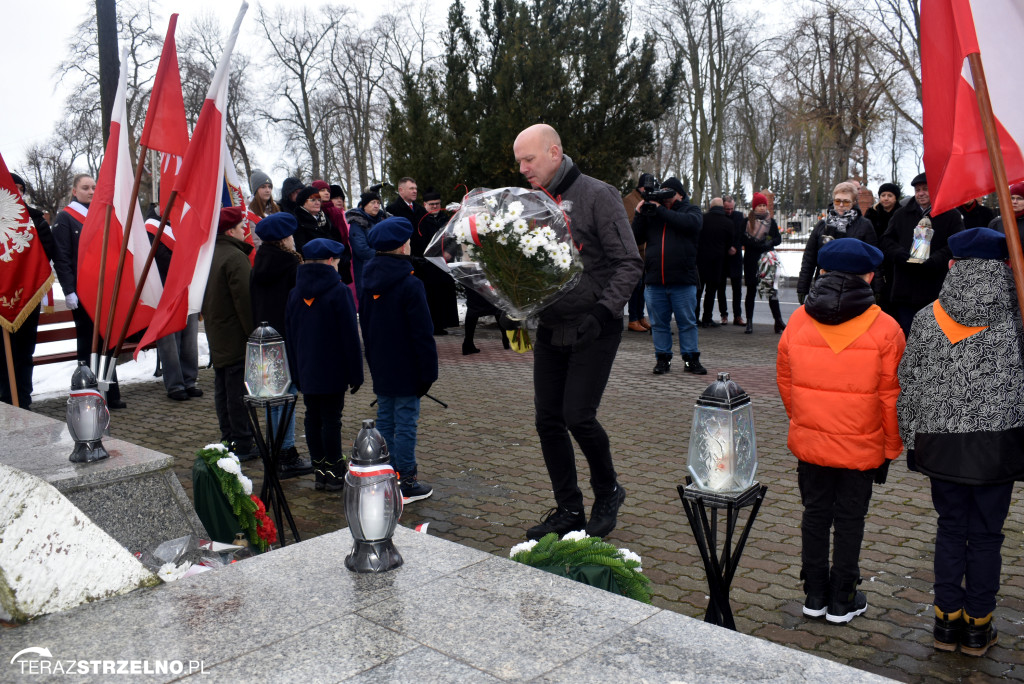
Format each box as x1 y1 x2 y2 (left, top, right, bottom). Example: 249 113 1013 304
67 362 110 463
687 372 757 493
344 419 404 572
244 322 291 397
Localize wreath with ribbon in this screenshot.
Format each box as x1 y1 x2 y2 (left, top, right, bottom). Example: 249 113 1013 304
196 444 277 552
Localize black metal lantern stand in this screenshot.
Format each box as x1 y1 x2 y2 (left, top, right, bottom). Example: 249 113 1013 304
678 477 767 630
243 394 301 546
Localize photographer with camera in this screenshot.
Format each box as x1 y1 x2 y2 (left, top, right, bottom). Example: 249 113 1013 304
631 176 705 375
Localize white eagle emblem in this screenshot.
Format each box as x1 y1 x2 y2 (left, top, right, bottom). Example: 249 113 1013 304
0 188 34 263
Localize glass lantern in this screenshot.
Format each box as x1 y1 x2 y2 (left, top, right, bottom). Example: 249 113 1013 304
67 362 111 463
244 322 292 397
687 372 757 493
344 419 404 573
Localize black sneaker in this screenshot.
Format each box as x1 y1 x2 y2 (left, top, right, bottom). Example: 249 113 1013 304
401 478 433 503
279 446 314 479
526 507 586 541
585 485 627 538
185 386 204 397
826 588 867 624
803 594 828 618
961 613 998 657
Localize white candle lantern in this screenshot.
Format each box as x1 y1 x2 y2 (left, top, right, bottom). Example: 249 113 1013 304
687 372 757 493
344 419 404 572
244 322 292 397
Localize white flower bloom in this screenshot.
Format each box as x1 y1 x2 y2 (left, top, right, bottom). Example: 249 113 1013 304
522 244 538 257
513 219 529 235
509 539 538 557
484 196 497 208
158 561 192 583
240 474 253 496
506 201 524 218
556 253 573 270
489 217 505 233
204 443 228 452
559 242 572 255
217 457 242 476
561 530 588 542
540 227 557 241
496 233 509 245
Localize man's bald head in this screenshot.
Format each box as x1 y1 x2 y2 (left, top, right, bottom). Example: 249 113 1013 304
710 197 724 208
513 124 564 189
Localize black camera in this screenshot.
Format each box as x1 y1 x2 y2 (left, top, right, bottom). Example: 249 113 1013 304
637 173 676 216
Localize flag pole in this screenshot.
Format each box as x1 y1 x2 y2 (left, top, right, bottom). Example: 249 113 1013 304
108 190 178 364
967 52 1024 315
90 204 115 375
3 328 18 408
99 144 149 382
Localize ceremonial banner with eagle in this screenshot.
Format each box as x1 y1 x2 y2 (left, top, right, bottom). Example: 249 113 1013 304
0 152 53 333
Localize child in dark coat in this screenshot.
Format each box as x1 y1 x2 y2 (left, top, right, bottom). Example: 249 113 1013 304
286 238 363 491
359 217 439 503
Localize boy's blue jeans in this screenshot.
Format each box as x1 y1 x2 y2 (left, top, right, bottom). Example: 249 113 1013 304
376 395 421 480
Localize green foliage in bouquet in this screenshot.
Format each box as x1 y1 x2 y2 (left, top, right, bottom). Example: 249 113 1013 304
511 533 652 604
196 444 268 552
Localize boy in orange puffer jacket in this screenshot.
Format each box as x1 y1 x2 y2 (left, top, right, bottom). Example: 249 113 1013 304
777 238 905 625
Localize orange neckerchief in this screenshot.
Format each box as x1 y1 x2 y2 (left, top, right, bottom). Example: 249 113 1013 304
933 300 987 344
811 305 881 354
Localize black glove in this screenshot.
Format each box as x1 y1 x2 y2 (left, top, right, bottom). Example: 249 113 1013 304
874 459 891 485
349 383 361 395
497 312 520 330
798 293 806 305
573 314 602 352
417 382 432 398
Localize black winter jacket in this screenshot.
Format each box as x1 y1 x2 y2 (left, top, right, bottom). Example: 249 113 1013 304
696 206 734 285
359 254 438 397
632 198 703 287
285 262 363 395
51 202 89 295
864 203 897 242
251 243 301 337
880 202 963 309
797 211 877 298
741 216 781 285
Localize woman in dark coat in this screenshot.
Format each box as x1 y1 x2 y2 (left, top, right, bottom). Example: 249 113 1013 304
291 186 351 283
742 193 783 334
249 212 312 478
345 191 388 299
797 182 878 303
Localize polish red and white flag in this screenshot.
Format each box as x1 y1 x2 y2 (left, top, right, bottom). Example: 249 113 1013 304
77 48 163 345
922 0 1024 214
0 152 53 333
137 3 249 357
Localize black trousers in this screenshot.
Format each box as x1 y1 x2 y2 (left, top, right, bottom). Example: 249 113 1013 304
0 307 40 408
71 306 121 402
717 276 742 319
696 279 719 323
797 460 875 592
931 478 1014 617
303 393 345 481
214 361 251 452
533 327 620 511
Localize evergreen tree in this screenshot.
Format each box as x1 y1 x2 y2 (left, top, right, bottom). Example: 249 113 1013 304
386 0 675 196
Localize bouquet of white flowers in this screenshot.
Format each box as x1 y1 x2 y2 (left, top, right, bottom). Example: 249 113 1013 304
424 187 583 347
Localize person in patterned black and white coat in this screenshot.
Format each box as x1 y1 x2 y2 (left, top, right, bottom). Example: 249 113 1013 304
897 227 1024 658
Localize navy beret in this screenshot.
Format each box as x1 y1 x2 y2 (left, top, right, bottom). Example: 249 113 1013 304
254 212 297 241
368 217 413 251
949 227 1008 260
302 238 345 260
818 238 883 274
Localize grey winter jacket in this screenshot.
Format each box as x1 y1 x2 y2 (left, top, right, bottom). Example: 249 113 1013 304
537 159 643 346
897 258 1024 484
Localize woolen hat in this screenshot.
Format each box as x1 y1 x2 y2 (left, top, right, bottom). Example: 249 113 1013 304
311 180 330 191
751 192 769 209
302 238 346 260
330 184 345 200
911 172 927 188
1010 181 1024 198
249 169 272 191
878 182 901 198
949 227 1008 260
422 187 441 202
254 212 297 241
295 186 321 207
817 237 883 274
359 191 381 208
218 205 245 233
9 172 25 188
367 217 413 251
661 177 686 196
281 177 304 199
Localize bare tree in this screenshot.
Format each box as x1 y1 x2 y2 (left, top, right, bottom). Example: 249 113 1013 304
256 4 346 180
859 0 922 135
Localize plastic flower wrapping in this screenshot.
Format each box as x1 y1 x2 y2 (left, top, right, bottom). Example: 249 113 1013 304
424 187 583 321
